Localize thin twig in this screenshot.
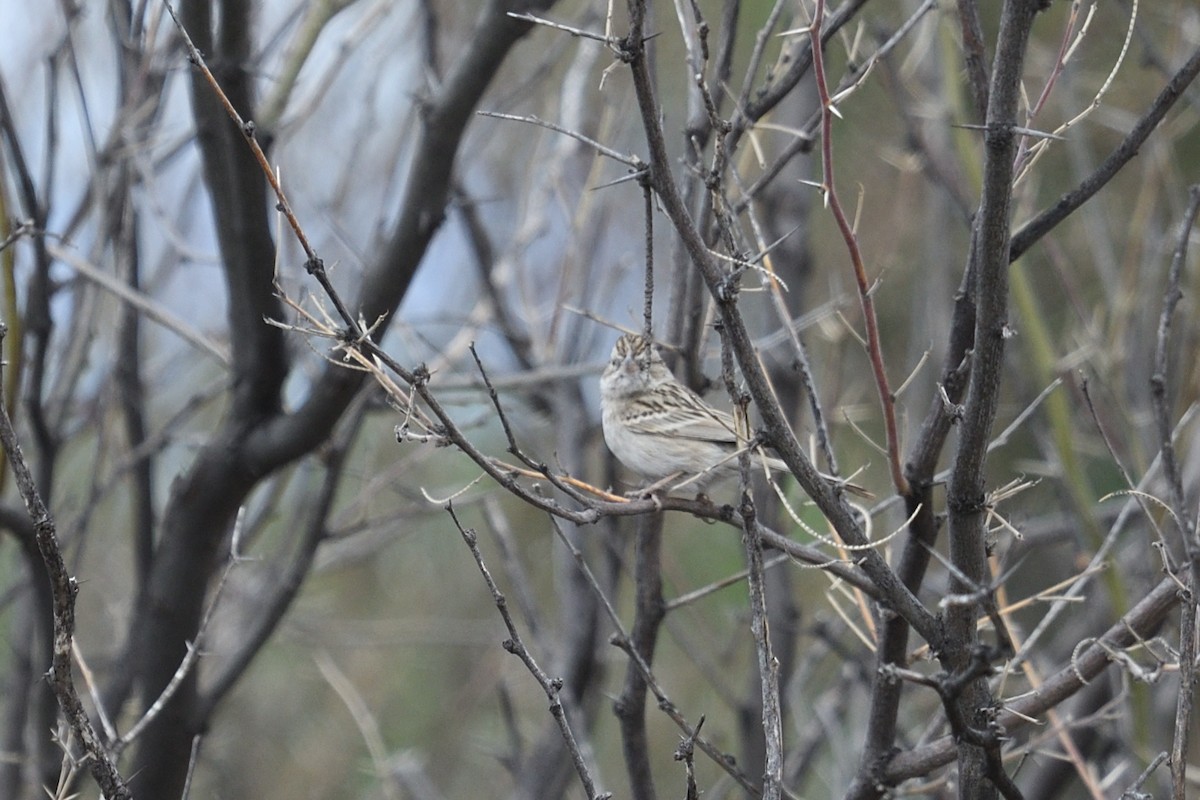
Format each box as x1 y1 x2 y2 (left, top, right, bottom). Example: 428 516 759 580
477 110 644 169
1150 185 1200 549
313 651 402 800
665 554 789 611
1154 185 1200 800
467 343 593 505
1010 43 1200 262
161 0 359 335
114 539 244 754
1121 752 1168 799
546 514 771 797
448 504 609 800
507 11 618 45
0 324 131 798
642 177 655 338
740 496 784 800
49 243 231 365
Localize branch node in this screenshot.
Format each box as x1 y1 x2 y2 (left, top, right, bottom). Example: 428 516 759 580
947 492 987 515
715 271 741 304
938 384 965 422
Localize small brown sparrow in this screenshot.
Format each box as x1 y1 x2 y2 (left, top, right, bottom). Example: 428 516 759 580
598 334 808 493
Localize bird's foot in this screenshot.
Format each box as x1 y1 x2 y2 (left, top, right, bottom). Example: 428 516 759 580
626 472 683 499
622 486 665 511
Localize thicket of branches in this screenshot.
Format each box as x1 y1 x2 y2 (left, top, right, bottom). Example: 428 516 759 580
1 0 1199 798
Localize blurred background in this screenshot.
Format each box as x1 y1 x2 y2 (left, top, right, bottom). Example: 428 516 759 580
0 1 1198 798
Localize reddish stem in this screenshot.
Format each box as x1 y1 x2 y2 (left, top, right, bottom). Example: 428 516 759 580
810 0 910 495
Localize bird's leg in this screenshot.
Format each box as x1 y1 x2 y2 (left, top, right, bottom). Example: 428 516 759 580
626 471 684 501
690 492 721 522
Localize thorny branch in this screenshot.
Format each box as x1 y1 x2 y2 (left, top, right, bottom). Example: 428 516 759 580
619 0 945 654
943 1 1042 795
808 0 908 496
127 1 1200 797
884 567 1183 783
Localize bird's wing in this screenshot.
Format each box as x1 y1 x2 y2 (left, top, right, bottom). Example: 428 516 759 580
625 390 742 445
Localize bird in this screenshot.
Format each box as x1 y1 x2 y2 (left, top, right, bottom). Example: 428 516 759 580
599 333 862 496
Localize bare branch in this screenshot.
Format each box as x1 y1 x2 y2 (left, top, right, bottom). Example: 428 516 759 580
0 324 131 798
449 504 609 800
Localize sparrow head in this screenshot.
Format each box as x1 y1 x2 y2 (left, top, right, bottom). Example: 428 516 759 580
600 334 671 398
